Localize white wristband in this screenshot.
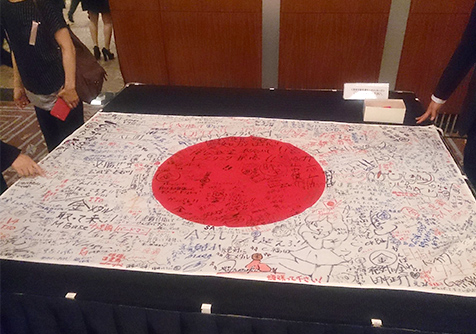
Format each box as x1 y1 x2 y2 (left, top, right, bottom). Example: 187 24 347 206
431 95 446 104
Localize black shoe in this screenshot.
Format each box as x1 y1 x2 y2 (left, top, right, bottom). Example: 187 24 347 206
68 13 74 23
102 48 115 61
93 46 100 60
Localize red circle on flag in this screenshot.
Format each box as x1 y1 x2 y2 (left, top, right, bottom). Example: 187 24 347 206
152 136 325 227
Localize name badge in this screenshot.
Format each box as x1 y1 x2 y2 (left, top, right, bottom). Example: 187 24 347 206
29 21 40 46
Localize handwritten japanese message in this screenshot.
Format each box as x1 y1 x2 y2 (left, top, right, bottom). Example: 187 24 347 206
1 112 475 296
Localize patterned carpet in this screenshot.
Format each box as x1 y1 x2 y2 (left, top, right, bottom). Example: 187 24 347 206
0 99 100 187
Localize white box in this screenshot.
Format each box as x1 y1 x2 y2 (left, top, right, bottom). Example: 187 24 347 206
363 99 406 124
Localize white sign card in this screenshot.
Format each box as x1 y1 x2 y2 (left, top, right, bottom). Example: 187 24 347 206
344 83 390 100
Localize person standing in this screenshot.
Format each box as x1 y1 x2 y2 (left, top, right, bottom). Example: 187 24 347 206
1 0 84 152
81 0 114 61
417 1 476 186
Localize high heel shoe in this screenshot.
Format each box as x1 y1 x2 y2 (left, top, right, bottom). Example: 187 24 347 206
102 48 115 61
93 46 100 60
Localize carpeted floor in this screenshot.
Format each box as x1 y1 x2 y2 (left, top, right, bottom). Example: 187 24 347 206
0 99 101 187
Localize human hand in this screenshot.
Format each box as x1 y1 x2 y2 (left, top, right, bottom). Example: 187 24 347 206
11 154 45 177
58 87 79 109
416 100 443 124
13 87 30 109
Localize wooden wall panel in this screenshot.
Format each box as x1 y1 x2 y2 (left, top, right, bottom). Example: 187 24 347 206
110 0 159 11
282 0 390 13
160 0 260 12
409 0 474 14
111 10 168 85
279 0 391 90
396 0 474 114
110 0 261 88
162 12 261 88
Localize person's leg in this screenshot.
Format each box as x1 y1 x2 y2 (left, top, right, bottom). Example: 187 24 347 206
35 106 62 152
34 102 84 152
0 26 12 67
1 174 8 194
101 12 115 60
102 12 113 50
60 101 84 142
463 122 476 187
88 11 99 46
68 0 80 22
457 70 476 187
0 48 12 67
88 11 100 59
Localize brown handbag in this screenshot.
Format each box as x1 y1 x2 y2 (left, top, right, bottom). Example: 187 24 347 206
68 28 107 103
32 0 106 103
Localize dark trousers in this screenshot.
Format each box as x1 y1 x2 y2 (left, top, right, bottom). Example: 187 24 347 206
464 121 476 187
1 25 12 68
35 102 84 152
0 175 7 194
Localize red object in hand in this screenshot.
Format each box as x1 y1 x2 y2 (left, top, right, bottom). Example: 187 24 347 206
50 97 71 121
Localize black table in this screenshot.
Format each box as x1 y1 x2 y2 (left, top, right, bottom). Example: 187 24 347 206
103 84 424 126
2 85 475 334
